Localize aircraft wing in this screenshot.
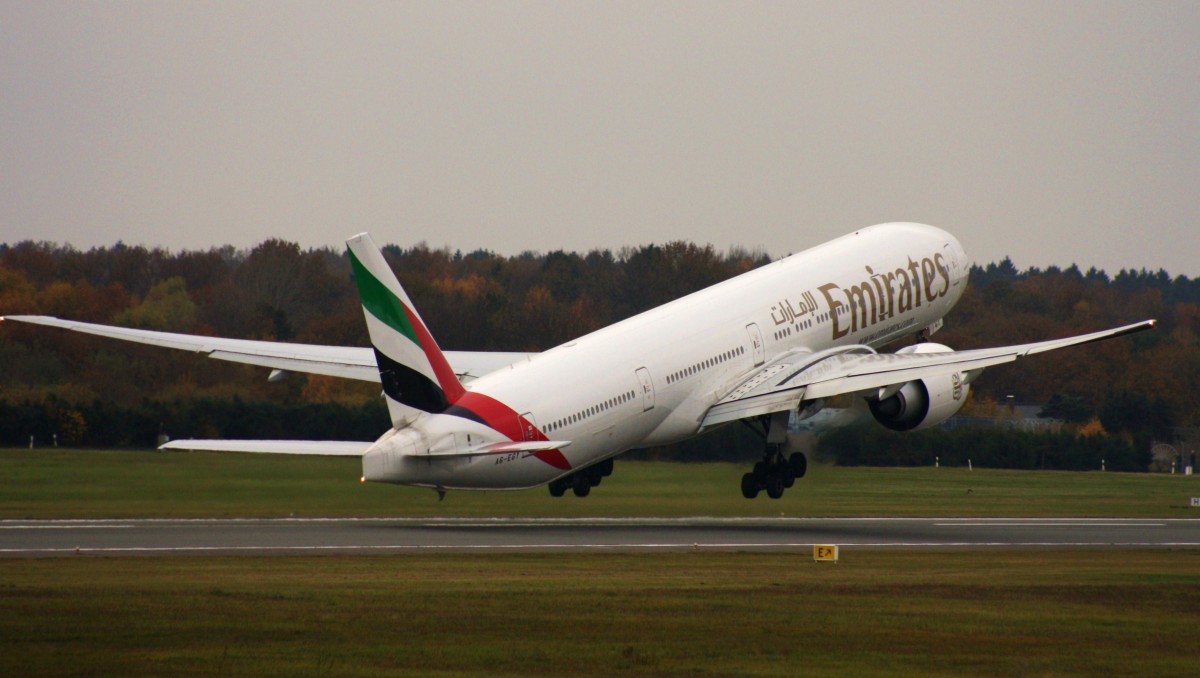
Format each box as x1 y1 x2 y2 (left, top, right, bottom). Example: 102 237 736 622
1 315 533 382
700 319 1155 429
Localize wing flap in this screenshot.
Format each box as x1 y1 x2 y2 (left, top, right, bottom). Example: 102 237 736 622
700 345 871 429
701 389 808 428
205 349 379 381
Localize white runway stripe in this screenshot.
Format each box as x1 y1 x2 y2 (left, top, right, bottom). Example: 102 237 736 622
4 541 1200 556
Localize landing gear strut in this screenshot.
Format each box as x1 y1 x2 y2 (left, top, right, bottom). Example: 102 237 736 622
740 411 807 499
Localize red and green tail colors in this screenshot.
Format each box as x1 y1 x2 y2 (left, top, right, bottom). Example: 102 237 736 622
346 233 569 470
347 233 465 427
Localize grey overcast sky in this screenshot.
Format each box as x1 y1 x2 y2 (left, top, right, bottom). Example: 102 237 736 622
2 2 1197 275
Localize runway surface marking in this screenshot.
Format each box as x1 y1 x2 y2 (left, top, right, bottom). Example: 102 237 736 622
3 517 1197 556
0 524 134 529
6 542 1200 556
934 522 1164 527
3 517 1194 524
0 544 961 554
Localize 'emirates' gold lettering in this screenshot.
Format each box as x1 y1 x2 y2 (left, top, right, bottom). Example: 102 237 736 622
816 252 952 341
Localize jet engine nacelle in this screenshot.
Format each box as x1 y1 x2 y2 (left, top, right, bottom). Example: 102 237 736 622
867 343 970 432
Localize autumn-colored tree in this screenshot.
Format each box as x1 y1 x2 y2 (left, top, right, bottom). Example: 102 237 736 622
114 277 198 330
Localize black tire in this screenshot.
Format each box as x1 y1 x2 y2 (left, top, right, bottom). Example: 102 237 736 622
788 452 808 479
741 472 759 499
597 458 614 477
753 461 769 478
782 463 796 489
572 475 591 497
765 473 785 499
548 479 567 497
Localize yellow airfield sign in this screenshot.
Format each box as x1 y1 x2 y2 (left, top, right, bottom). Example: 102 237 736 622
813 545 839 563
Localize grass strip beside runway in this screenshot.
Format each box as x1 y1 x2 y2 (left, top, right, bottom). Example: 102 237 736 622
2 448 1198 518
2 550 1198 677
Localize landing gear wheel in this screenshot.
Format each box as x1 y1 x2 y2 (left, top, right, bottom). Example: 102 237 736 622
741 472 760 499
789 452 807 479
782 463 796 489
548 479 567 497
739 414 805 498
765 472 785 499
572 474 591 497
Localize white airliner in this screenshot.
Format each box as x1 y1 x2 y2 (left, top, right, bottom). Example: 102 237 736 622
3 223 1154 499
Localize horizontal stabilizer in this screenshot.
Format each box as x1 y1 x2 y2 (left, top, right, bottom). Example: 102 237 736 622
422 440 572 458
159 439 371 456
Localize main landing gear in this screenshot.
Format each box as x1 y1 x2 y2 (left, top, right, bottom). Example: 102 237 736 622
740 446 807 499
548 457 614 497
740 410 807 499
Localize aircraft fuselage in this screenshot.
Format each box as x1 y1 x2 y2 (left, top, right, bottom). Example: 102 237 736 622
364 222 969 489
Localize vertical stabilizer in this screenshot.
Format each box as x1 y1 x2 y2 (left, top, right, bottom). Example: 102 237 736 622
346 233 466 427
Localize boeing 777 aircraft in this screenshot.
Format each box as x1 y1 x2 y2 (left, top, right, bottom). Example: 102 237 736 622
3 223 1154 499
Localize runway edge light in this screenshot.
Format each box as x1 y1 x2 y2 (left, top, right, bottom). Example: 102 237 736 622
814 545 839 563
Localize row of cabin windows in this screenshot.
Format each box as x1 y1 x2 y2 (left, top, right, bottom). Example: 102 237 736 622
545 389 637 433
665 345 744 385
773 317 817 341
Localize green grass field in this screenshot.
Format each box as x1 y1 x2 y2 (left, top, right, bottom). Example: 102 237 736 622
3 551 1199 677
4 449 1199 676
1 448 1198 518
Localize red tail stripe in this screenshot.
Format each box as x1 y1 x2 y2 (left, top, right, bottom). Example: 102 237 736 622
401 304 466 404
454 391 572 471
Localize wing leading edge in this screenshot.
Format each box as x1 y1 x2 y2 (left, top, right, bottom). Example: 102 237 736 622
701 319 1156 429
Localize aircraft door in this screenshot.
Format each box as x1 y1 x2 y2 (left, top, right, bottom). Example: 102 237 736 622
519 412 538 441
635 367 655 412
745 323 765 366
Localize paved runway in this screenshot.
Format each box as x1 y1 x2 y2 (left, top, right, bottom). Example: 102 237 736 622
2 517 1199 556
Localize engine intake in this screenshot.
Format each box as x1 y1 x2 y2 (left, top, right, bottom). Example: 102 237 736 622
867 344 970 432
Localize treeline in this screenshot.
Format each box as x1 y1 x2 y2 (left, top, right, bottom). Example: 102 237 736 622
0 238 769 352
0 396 388 449
934 259 1199 430
815 424 1149 472
1 237 1198 455
0 238 769 447
971 257 1200 306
